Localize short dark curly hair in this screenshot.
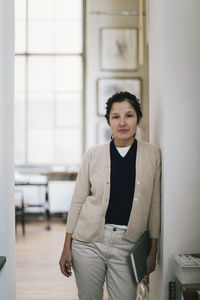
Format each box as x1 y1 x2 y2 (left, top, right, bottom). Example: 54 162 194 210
105 91 142 124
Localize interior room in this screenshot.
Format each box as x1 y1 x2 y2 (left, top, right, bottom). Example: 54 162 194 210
0 0 200 299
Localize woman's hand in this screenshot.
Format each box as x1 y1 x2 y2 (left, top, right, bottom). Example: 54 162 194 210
146 252 157 275
59 247 72 277
59 233 73 278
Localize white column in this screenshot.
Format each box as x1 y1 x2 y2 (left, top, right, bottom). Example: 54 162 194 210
0 0 15 298
149 0 200 299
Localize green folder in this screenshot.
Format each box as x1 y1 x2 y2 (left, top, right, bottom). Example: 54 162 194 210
130 231 150 283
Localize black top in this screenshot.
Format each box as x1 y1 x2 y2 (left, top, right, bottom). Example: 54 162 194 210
105 139 137 225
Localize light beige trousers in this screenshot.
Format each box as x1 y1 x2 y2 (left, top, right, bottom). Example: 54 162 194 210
71 224 137 300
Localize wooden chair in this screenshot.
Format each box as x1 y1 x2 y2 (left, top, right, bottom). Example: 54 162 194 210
15 190 26 235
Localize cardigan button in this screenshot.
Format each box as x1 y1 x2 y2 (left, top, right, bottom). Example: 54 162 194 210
134 198 138 202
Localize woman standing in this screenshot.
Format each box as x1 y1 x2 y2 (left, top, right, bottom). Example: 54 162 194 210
59 91 161 300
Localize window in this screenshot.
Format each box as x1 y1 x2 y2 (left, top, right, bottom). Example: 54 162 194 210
15 0 83 165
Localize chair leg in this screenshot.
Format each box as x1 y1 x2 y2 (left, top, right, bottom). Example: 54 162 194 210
21 193 25 235
45 187 51 230
21 212 25 235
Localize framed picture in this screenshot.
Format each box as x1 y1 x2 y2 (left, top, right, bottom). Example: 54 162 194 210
97 119 112 144
97 77 142 116
100 27 138 71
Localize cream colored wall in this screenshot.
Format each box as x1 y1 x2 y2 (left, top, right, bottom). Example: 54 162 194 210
0 0 16 299
149 0 200 299
85 0 149 150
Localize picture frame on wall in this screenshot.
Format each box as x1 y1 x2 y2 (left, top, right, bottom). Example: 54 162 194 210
100 27 138 71
97 77 142 116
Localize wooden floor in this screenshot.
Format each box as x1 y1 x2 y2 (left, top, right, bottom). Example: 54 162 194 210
16 219 108 300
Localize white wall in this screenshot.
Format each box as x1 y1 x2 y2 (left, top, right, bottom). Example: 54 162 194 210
149 0 200 299
0 0 16 298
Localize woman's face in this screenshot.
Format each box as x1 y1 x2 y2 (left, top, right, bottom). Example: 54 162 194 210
109 99 138 147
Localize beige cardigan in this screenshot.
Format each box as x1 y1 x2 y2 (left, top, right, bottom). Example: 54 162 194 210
66 140 161 243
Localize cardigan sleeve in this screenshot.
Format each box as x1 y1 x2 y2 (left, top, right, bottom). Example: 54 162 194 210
148 147 161 239
66 149 91 233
